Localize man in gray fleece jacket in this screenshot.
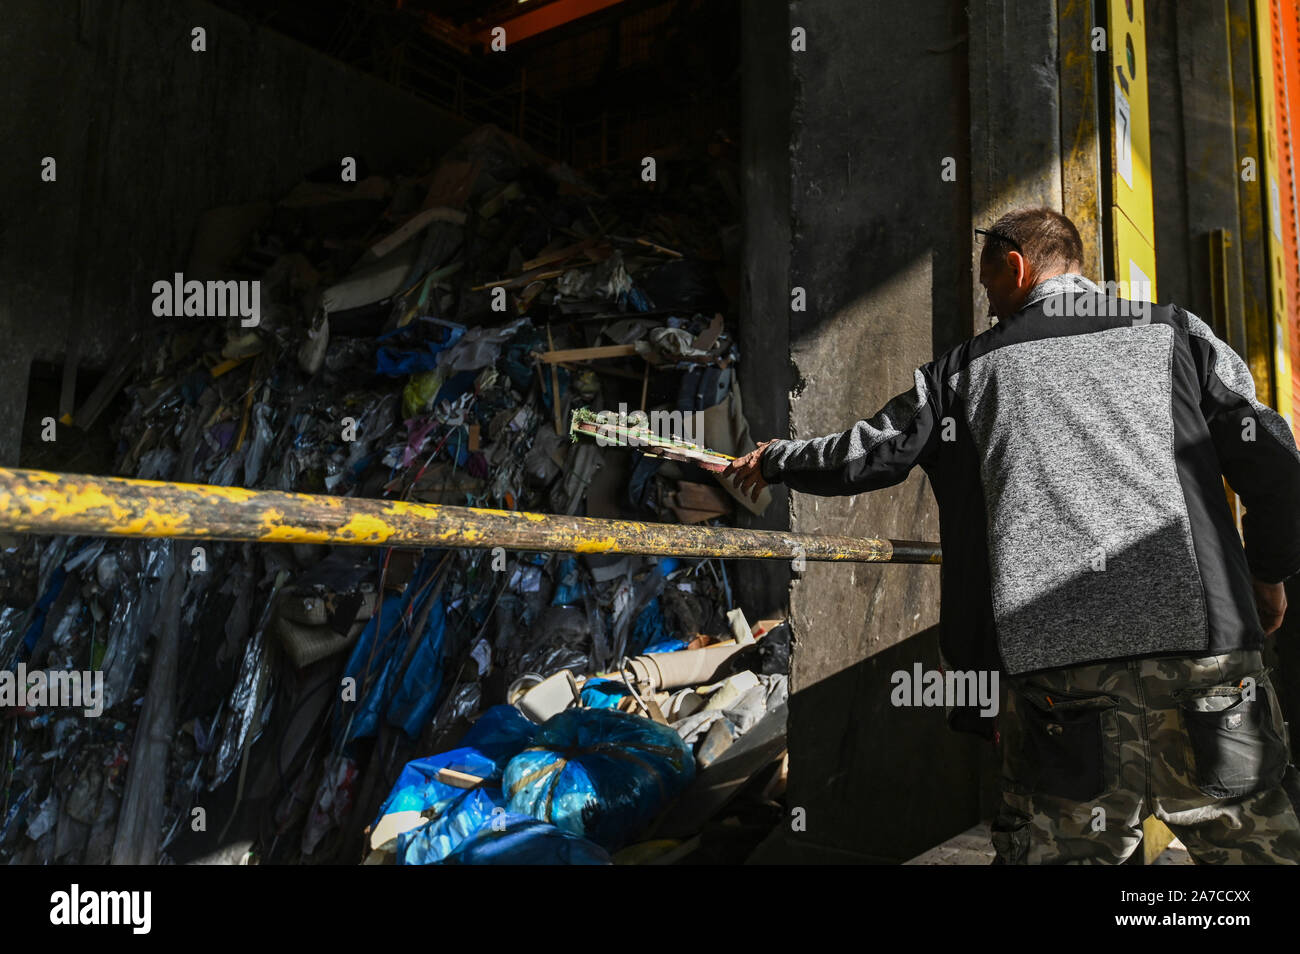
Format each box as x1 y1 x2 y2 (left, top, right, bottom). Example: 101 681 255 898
724 207 1300 864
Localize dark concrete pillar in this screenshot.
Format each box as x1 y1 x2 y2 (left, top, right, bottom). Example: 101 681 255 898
745 0 994 863
734 0 794 622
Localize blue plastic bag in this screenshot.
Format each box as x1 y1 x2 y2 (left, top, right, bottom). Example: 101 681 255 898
626 596 669 657
375 321 465 376
579 678 629 709
443 812 612 865
459 705 538 767
373 705 537 823
504 708 695 850
396 787 506 865
375 747 500 824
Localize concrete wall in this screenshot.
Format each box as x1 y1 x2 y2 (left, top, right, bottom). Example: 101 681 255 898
743 0 988 862
0 0 474 465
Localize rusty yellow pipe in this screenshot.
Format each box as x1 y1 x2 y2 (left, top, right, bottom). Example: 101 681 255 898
0 467 941 564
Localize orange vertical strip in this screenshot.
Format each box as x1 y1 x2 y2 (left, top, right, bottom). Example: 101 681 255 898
1274 0 1300 435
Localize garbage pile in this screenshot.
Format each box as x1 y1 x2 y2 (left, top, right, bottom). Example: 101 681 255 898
365 613 791 865
0 123 787 865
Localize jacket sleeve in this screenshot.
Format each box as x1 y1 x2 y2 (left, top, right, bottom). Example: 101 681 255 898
758 366 941 496
1185 310 1300 583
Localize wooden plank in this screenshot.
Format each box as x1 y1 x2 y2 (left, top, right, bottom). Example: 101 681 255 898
537 344 638 363
635 237 682 258
434 767 485 789
369 810 427 850
70 331 143 429
523 236 600 271
547 326 562 435
470 268 565 292
1059 0 1104 279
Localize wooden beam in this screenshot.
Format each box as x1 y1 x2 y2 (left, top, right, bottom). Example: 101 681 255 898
537 343 638 363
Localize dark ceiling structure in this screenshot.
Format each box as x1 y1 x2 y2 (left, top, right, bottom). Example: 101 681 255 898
208 0 740 167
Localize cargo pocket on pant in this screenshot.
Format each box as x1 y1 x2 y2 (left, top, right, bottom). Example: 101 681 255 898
1177 675 1288 799
1011 686 1117 802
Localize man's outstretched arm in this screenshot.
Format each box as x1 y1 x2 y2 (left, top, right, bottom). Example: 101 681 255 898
724 367 941 502
1185 310 1300 633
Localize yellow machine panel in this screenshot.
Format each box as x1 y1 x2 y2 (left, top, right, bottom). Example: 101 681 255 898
1113 208 1158 301
1107 0 1156 249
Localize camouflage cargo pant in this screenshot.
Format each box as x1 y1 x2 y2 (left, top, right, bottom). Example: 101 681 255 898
992 649 1300 864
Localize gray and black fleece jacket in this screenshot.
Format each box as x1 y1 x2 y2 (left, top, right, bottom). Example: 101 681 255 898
760 273 1300 682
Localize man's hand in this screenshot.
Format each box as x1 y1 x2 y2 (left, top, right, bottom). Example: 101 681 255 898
723 440 776 503
1253 578 1288 635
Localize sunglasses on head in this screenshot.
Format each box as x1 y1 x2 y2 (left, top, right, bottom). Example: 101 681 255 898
975 227 1023 254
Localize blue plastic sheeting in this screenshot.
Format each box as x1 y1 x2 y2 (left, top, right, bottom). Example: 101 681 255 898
375 343 443 376
396 787 506 865
376 319 464 344
538 365 570 414
642 638 688 654
335 588 403 743
374 322 465 376
627 455 662 509
579 678 629 710
443 813 612 865
551 556 583 605
376 747 499 823
435 369 478 401
626 596 669 657
623 286 653 312
336 554 447 743
385 596 449 736
504 708 695 850
0 789 31 843
20 566 67 659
